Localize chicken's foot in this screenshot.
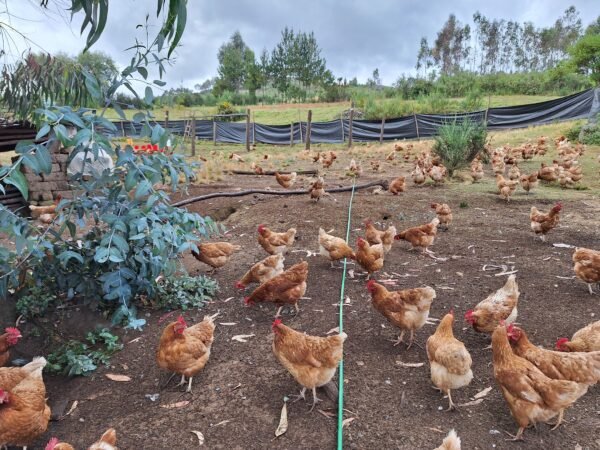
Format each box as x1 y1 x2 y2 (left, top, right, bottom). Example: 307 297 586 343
391 330 405 347
176 374 186 387
549 410 564 430
310 387 323 412
588 283 595 295
275 306 284 318
504 428 525 441
445 390 456 411
186 376 194 393
289 387 307 403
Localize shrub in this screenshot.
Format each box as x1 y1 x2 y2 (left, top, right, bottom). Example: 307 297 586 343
566 116 600 145
46 328 122 376
16 285 58 319
433 120 487 177
152 275 218 311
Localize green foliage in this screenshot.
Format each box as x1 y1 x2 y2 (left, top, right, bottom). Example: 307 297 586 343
433 120 487 177
566 33 600 84
459 201 469 208
46 328 123 376
16 285 58 319
566 116 600 145
217 101 236 116
214 31 256 94
460 90 484 111
153 275 218 311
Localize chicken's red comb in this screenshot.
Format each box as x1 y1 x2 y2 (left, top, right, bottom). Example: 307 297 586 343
257 224 265 233
45 437 60 450
499 319 506 327
555 337 569 350
176 315 187 327
449 309 454 316
366 279 376 290
272 318 283 328
0 388 7 403
5 327 21 336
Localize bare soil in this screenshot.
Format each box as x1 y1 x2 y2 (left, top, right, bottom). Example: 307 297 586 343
6 148 600 449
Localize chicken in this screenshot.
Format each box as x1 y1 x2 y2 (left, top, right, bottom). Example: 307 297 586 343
508 164 521 180
347 159 362 177
530 203 562 242
465 274 519 334
29 195 61 220
394 218 440 254
0 327 22 367
431 203 452 231
156 314 217 392
45 437 74 450
308 176 325 202
386 150 395 161
235 254 285 290
492 324 588 440
318 228 355 267
88 428 118 450
272 319 346 410
572 247 600 295
470 159 484 182
508 325 600 385
426 312 473 410
0 357 51 448
495 175 519 202
538 162 558 182
251 163 264 175
366 280 435 348
519 172 538 194
428 165 446 184
229 153 245 162
312 152 321 163
355 238 384 278
411 164 426 185
322 151 337 169
364 220 396 253
556 320 600 352
244 261 308 317
275 172 297 189
388 176 406 195
557 167 574 189
258 225 296 254
370 160 381 172
434 429 461 450
191 242 241 270
568 164 583 182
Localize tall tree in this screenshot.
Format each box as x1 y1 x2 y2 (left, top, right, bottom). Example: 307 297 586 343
215 31 253 94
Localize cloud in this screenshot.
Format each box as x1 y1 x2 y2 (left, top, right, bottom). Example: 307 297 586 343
3 0 598 89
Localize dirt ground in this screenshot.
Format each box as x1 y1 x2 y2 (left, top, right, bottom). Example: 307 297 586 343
6 140 600 449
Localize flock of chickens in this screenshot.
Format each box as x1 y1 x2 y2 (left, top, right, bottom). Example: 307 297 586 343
2 133 600 449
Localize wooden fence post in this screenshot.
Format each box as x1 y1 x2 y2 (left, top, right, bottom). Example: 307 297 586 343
290 123 294 147
191 115 196 156
413 111 420 140
164 110 169 130
348 102 354 148
305 110 312 150
379 117 385 144
212 119 217 146
246 109 251 152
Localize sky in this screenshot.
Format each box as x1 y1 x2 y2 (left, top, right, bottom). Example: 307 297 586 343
2 0 598 91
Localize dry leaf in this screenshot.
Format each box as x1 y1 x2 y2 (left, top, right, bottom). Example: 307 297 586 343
128 336 143 344
223 297 234 303
105 374 131 382
211 419 232 427
231 334 255 343
395 361 424 368
457 398 484 407
190 430 205 446
275 403 288 437
317 409 335 419
326 326 340 335
342 417 356 428
473 386 493 399
347 269 355 279
65 400 78 417
219 322 237 326
161 401 190 409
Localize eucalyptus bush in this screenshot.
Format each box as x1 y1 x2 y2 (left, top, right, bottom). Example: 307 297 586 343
432 119 487 177
0 1 216 329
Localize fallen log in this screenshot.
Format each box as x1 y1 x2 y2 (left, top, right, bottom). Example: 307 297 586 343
172 179 389 207
231 169 318 176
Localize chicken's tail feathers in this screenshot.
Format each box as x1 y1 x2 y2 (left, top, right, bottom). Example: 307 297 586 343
339 331 348 341
394 231 406 241
440 429 461 450
24 356 47 375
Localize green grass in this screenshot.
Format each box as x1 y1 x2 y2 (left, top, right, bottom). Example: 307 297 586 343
103 95 562 125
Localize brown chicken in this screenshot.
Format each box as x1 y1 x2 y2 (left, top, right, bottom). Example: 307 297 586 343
318 228 355 266
431 203 452 230
0 357 51 448
156 314 217 392
530 203 562 242
556 320 600 352
370 160 381 172
272 319 346 410
88 428 118 450
428 165 446 184
495 175 519 202
355 238 384 278
364 220 396 253
367 280 436 348
434 429 461 450
519 172 538 194
191 242 241 270
275 172 297 189
252 163 264 175
389 176 405 194
45 437 74 450
0 327 22 367
308 176 325 202
229 153 245 162
258 225 297 254
465 274 519 334
426 312 473 410
538 162 558 182
471 159 484 182
347 159 362 177
394 218 440 254
492 324 588 440
572 247 600 294
29 195 61 220
235 254 285 290
411 164 426 185
244 261 308 317
386 150 395 161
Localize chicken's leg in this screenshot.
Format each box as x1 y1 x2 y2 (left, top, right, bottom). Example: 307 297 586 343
275 306 284 318
504 427 525 441
550 409 564 430
391 330 405 346
406 329 415 350
186 376 194 393
294 303 300 315
176 374 186 387
588 283 595 295
289 387 307 403
445 389 456 411
310 387 322 412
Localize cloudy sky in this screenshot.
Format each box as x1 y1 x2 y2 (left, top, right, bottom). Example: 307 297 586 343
3 0 598 90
